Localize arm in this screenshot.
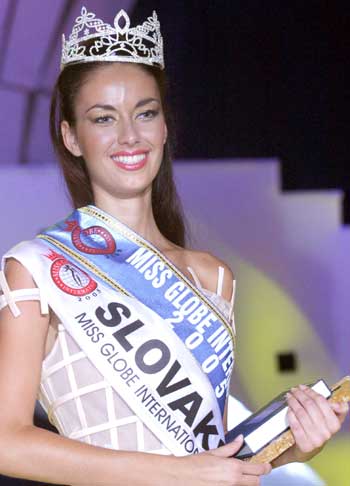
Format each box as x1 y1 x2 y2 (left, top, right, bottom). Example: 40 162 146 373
0 260 152 485
193 253 349 468
0 259 270 486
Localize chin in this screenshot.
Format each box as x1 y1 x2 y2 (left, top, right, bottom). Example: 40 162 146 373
112 183 153 200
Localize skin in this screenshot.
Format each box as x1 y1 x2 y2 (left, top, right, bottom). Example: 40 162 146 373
0 63 347 485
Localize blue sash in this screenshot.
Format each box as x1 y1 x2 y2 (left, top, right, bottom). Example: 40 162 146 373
38 205 235 416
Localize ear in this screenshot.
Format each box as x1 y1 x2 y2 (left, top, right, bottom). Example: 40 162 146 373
163 123 168 145
61 120 82 157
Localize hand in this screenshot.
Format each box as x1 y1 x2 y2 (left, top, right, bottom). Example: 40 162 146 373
179 435 271 485
285 384 349 462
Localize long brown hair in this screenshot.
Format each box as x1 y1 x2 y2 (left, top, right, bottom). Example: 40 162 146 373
50 61 187 247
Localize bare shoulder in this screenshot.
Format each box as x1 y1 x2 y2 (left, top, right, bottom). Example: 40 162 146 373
184 249 234 301
1 257 51 328
0 258 50 427
4 257 37 289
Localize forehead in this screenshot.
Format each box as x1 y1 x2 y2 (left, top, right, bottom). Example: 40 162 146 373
76 63 160 107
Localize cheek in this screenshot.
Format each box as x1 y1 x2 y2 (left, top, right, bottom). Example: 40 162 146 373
79 127 114 155
156 117 167 145
141 121 167 147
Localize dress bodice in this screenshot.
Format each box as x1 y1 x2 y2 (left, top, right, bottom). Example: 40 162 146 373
0 241 235 455
39 285 235 454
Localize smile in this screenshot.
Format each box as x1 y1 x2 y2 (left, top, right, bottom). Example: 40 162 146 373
111 152 148 171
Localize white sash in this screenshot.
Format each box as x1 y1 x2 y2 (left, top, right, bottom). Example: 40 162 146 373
3 239 225 455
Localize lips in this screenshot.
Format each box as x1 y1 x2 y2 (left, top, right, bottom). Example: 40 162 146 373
111 150 148 171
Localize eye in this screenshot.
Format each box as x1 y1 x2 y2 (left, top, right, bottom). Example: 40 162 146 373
137 109 159 121
93 115 114 124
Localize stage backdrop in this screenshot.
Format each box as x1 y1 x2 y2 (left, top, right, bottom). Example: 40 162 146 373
0 160 349 484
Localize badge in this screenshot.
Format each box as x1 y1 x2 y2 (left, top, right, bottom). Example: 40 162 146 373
46 250 97 296
65 220 116 255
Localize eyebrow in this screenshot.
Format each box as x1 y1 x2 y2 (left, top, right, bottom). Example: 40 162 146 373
85 98 160 114
135 97 159 108
86 104 116 114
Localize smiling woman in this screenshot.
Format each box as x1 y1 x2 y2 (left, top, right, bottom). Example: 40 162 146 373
59 63 168 210
0 6 347 486
50 60 184 246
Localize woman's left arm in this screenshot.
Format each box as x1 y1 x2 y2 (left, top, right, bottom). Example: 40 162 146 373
272 384 349 467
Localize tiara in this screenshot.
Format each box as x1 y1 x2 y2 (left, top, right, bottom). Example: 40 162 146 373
61 7 164 70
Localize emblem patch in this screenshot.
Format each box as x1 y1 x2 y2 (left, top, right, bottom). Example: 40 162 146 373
65 220 116 255
46 250 97 296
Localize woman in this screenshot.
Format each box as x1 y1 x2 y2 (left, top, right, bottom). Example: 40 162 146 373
0 8 347 486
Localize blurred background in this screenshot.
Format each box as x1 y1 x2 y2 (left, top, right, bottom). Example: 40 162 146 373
0 1 349 485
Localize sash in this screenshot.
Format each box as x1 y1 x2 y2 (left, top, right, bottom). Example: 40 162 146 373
3 206 235 454
39 206 235 414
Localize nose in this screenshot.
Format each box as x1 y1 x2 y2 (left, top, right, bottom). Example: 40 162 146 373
117 118 139 146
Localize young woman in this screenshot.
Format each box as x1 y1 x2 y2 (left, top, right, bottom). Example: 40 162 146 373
0 8 347 486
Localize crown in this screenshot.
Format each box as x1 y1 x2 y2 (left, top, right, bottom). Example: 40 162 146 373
61 7 164 70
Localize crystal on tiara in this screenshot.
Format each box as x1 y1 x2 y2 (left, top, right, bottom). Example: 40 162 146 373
61 7 164 70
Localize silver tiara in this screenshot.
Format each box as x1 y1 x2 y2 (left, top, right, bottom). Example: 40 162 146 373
61 7 164 70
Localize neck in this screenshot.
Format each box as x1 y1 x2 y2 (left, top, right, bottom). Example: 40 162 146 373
92 188 169 249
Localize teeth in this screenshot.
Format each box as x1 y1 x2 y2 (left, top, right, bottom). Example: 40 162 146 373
112 154 146 165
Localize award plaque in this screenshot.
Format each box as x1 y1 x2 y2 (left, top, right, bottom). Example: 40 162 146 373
226 376 350 464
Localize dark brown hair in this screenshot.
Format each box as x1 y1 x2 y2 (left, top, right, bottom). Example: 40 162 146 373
50 61 187 247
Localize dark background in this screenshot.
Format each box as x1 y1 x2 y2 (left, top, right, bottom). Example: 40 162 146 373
1 1 349 484
134 0 350 219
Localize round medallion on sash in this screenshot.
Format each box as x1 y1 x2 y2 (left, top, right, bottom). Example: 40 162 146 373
47 251 97 296
65 220 116 255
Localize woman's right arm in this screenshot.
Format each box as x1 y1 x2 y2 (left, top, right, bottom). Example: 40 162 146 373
0 259 270 486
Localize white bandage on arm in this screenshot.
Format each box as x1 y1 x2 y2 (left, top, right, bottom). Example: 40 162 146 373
0 270 49 318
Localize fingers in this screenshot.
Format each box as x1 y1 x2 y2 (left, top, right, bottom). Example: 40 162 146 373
212 436 272 476
241 462 272 477
287 406 311 451
287 389 316 434
287 384 343 452
234 462 271 486
208 438 271 484
330 401 349 424
239 476 262 486
209 434 244 457
302 385 340 433
240 464 272 486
